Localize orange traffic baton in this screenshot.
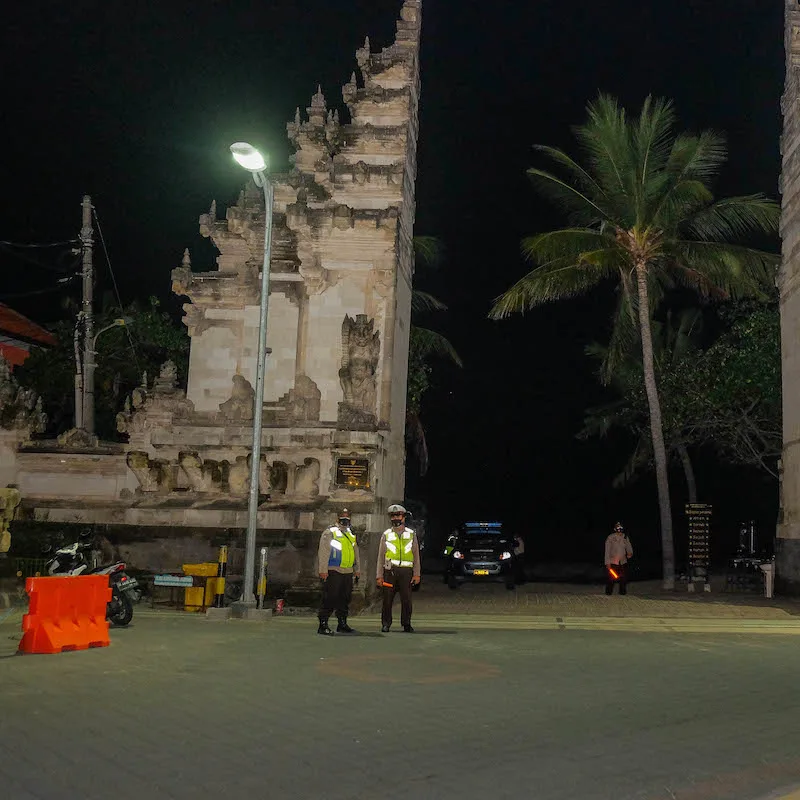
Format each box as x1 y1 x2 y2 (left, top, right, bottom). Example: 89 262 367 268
19 575 111 655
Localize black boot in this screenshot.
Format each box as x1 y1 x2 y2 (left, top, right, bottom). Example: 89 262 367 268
336 618 355 634
317 619 334 636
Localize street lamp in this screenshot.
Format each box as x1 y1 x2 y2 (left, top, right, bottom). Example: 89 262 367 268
230 141 274 606
83 317 131 436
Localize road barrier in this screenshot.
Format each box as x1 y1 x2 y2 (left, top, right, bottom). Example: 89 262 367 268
19 575 111 655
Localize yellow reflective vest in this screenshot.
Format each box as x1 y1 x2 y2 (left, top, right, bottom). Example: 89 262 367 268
384 527 415 568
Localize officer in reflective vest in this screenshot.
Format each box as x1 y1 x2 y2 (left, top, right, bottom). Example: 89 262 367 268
317 508 361 635
376 503 420 632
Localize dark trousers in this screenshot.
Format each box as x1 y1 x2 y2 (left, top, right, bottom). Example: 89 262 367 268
605 563 627 595
319 571 354 622
381 567 413 628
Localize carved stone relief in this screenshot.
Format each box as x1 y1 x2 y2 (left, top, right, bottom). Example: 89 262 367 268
179 451 224 493
338 314 380 429
126 451 176 494
0 354 46 436
219 375 255 422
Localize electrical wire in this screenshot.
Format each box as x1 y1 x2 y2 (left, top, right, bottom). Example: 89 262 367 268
0 239 79 248
0 274 78 299
92 206 141 374
0 241 79 274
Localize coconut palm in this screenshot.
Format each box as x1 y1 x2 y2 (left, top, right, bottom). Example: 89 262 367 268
407 236 462 475
580 308 705 503
490 95 779 588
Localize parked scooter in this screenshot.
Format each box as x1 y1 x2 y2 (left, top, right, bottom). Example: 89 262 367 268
43 533 139 626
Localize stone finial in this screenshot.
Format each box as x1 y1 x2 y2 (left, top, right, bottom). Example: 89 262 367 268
210 199 217 219
343 72 358 105
307 85 327 126
294 107 301 125
182 248 191 268
311 85 326 109
356 37 371 70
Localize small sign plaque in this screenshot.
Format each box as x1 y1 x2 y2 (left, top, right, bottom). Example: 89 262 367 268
153 574 194 587
685 503 712 579
335 458 370 489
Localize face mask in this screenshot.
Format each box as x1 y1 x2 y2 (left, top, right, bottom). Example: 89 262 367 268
339 519 350 528
391 518 403 527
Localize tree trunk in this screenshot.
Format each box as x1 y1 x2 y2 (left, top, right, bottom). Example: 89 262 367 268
676 443 697 504
635 262 675 589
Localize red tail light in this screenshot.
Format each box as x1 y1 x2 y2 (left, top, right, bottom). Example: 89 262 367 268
112 563 126 573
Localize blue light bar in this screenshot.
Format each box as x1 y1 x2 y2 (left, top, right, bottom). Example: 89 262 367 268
464 521 503 528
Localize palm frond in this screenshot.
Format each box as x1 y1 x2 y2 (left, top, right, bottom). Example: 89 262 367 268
612 437 652 488
533 145 608 205
412 290 447 315
682 195 781 241
669 241 779 299
573 94 637 212
601 290 640 383
405 410 429 476
526 168 612 224
633 96 676 224
413 236 445 270
410 325 463 367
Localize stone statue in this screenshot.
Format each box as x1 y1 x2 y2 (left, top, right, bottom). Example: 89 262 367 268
0 486 21 555
227 455 250 496
219 375 255 422
153 361 178 394
294 458 320 498
338 314 379 427
0 354 46 435
126 451 175 493
179 451 223 493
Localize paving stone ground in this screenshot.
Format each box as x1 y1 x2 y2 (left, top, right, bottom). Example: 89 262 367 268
3 583 800 800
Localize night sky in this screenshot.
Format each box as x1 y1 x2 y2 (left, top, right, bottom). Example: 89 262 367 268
1 1 784 566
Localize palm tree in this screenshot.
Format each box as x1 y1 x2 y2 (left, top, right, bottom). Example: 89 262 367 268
490 95 779 588
580 308 704 503
407 237 462 475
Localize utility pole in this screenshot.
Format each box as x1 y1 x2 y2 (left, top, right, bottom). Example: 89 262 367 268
79 195 95 435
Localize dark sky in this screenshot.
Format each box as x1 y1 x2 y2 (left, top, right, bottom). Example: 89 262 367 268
0 1 785 564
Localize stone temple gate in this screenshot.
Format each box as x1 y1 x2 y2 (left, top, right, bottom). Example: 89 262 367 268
6 1 423 593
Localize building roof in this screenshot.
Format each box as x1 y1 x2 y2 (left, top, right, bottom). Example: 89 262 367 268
0 303 57 347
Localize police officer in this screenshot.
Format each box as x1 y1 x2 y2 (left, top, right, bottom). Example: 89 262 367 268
317 507 360 635
376 503 421 632
604 521 633 595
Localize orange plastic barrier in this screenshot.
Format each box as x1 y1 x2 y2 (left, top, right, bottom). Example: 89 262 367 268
19 575 111 655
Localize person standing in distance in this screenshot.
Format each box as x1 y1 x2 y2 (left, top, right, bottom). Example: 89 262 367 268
317 507 360 635
604 522 633 595
376 504 420 632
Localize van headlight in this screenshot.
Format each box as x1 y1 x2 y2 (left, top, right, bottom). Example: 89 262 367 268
499 551 512 560
452 550 464 560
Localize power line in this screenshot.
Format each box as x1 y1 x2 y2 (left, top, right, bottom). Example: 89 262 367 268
92 206 141 374
0 238 80 248
0 274 78 299
0 242 80 274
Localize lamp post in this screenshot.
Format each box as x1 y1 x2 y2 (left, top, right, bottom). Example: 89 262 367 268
83 317 131 436
230 142 274 605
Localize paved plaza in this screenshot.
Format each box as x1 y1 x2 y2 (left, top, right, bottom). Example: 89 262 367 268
3 585 800 800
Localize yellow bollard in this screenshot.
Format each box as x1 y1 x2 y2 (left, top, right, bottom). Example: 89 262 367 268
213 545 228 609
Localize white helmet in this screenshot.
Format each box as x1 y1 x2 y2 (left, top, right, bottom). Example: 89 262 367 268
387 504 407 514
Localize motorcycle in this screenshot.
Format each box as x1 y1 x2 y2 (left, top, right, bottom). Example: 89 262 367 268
43 533 139 626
